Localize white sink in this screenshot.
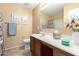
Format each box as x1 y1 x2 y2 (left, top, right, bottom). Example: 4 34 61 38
37 33 53 40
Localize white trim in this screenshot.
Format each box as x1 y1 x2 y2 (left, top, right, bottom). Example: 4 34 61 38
4 45 23 51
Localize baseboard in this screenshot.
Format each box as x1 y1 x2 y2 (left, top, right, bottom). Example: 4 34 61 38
4 45 23 51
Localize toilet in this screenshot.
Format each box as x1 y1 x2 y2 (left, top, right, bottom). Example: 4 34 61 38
23 38 30 49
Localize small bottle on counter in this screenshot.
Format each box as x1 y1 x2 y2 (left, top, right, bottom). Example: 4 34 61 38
53 30 61 39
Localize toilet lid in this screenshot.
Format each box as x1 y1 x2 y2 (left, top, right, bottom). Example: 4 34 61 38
24 38 30 42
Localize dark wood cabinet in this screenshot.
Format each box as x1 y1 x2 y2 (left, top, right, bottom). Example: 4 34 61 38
30 36 35 55
30 36 41 56
41 43 53 56
30 36 73 56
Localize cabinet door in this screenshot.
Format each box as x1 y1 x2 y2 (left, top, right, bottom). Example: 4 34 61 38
53 46 73 56
30 36 41 56
30 36 35 56
34 39 41 56
41 43 53 56
53 47 65 56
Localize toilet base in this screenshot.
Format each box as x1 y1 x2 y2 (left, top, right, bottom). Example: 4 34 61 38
24 43 30 49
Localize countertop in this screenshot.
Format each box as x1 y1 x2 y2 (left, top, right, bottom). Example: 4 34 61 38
31 34 79 56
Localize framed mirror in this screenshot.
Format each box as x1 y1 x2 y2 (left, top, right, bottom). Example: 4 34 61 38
40 3 64 32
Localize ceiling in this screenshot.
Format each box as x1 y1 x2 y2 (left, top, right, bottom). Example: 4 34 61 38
15 3 65 15
40 3 66 16
16 3 38 9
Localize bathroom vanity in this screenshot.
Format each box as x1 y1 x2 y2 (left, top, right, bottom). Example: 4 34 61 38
30 34 79 56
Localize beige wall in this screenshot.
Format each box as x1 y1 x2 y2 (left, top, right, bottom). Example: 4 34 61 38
0 4 32 49
52 12 63 20
32 5 40 33
40 12 52 21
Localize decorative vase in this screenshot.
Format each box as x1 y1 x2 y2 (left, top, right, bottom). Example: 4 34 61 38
72 32 79 45
53 30 61 39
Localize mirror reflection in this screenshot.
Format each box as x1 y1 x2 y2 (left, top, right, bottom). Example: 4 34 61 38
40 3 64 33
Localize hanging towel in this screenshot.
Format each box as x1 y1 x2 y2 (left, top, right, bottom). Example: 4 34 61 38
8 23 17 36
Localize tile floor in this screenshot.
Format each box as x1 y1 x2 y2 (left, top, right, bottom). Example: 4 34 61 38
3 46 31 56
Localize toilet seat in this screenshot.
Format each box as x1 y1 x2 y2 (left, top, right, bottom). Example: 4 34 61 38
24 38 30 43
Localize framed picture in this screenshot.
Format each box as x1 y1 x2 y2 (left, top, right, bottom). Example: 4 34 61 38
21 16 29 24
